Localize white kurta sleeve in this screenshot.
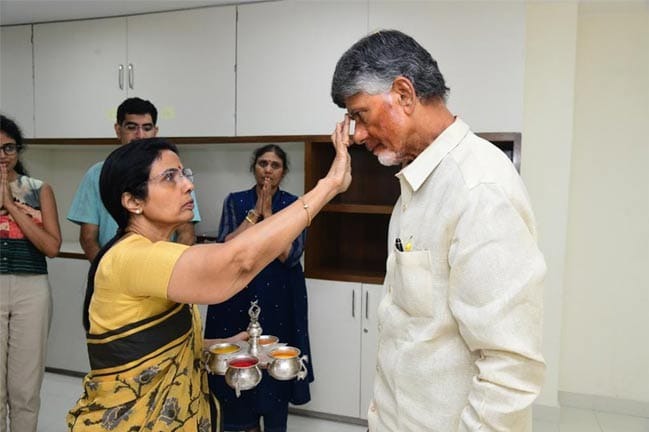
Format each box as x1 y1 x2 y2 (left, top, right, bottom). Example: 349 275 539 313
448 183 546 432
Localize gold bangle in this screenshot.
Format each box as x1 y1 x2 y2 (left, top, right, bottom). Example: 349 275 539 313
298 197 311 227
245 209 259 224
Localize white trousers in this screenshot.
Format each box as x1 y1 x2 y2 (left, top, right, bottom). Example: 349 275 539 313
0 274 52 432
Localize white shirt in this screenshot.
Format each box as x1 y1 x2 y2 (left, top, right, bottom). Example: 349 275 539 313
368 118 546 432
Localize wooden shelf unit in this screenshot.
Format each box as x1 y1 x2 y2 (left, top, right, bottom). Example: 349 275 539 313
304 132 521 284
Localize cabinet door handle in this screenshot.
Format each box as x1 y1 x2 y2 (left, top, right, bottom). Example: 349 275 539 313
128 63 134 89
118 64 124 90
365 291 369 320
352 291 355 318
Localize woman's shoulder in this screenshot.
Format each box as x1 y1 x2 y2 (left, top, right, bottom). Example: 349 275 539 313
16 175 44 190
227 187 257 203
276 189 298 205
278 189 298 198
106 235 189 267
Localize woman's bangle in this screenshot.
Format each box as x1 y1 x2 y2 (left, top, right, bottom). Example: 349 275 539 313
297 197 311 227
245 209 259 225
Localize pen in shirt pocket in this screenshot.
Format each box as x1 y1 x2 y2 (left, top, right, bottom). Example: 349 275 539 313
395 236 413 252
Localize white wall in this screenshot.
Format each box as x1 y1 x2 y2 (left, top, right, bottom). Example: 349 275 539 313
523 0 649 413
368 0 526 132
560 2 649 405
26 146 118 245
522 2 578 412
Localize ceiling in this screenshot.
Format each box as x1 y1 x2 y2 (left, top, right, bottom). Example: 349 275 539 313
0 0 267 26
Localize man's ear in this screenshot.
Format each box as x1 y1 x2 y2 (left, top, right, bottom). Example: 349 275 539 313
391 76 416 114
122 192 143 216
114 123 122 140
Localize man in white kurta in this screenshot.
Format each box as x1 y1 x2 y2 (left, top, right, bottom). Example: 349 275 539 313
331 30 546 431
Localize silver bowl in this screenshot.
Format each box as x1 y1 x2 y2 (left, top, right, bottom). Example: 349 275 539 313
259 334 279 348
225 355 262 397
267 346 308 381
204 342 241 375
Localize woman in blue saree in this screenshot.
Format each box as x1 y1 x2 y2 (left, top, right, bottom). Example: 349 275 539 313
204 145 313 432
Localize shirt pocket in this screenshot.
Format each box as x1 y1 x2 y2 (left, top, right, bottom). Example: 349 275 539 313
391 249 446 317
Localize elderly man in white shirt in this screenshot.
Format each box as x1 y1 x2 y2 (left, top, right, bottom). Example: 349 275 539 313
330 30 546 432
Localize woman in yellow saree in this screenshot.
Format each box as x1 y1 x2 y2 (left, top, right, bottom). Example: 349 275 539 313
68 303 218 431
66 124 352 431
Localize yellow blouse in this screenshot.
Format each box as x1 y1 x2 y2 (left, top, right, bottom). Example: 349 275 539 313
89 234 188 334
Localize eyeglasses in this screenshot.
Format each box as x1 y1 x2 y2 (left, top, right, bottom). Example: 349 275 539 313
147 168 194 185
0 143 18 155
257 160 283 170
122 122 155 133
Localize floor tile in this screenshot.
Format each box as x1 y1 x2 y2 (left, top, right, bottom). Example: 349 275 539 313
558 407 603 432
533 419 559 432
287 414 367 432
596 411 649 432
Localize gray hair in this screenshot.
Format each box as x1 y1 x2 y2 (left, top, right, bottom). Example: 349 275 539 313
331 30 449 108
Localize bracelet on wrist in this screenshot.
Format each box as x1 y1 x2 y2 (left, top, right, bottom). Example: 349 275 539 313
245 209 259 224
297 197 311 227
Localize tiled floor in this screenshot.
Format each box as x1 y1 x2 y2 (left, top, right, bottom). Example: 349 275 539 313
23 372 649 432
35 372 368 432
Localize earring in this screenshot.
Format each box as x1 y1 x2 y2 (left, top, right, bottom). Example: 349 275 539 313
135 209 142 215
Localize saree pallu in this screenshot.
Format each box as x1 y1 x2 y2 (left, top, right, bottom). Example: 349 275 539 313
67 304 221 431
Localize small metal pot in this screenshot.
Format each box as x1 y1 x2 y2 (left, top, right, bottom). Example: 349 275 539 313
267 346 308 381
225 355 262 397
258 334 279 347
204 343 241 375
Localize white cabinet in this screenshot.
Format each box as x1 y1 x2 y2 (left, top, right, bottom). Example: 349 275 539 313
45 256 90 374
126 8 236 137
236 1 368 135
302 279 361 417
34 18 127 138
0 25 35 137
33 7 236 138
302 279 384 420
359 282 383 420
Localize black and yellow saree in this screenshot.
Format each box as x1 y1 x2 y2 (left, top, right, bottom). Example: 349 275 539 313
67 303 220 431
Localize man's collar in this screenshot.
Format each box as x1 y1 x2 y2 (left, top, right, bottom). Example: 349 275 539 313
396 118 469 192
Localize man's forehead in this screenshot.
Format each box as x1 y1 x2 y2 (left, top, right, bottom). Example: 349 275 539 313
345 92 364 108
123 113 154 124
345 92 380 113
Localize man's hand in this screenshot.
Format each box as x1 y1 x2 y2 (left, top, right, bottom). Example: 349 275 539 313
80 224 101 262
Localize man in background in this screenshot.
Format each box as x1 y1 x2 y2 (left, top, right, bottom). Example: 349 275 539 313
68 97 200 261
331 30 546 431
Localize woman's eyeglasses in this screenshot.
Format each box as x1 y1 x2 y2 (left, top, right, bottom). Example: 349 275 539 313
256 160 283 170
147 168 194 185
0 143 18 155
